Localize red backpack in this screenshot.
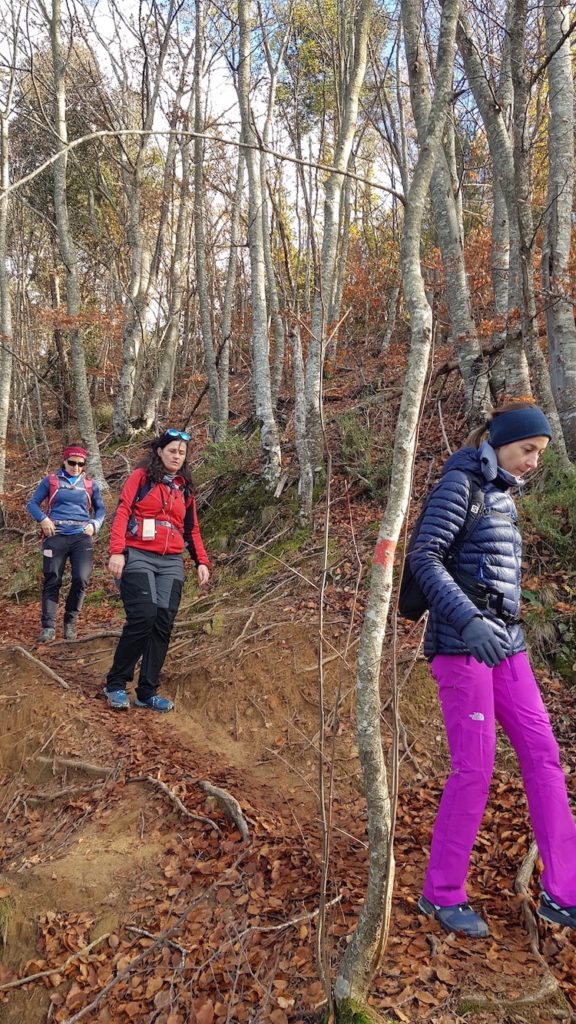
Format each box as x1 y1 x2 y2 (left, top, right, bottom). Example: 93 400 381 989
47 473 94 513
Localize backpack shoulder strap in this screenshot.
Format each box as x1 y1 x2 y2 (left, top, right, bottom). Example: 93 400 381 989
84 477 94 511
452 470 485 551
46 473 61 512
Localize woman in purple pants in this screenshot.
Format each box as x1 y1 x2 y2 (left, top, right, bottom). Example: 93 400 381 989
409 402 576 937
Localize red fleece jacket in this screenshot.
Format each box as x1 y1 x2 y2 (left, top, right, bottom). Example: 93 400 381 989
109 468 210 566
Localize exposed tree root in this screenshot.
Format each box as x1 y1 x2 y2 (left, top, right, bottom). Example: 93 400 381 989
11 645 69 689
457 973 569 1017
198 779 250 842
128 775 222 834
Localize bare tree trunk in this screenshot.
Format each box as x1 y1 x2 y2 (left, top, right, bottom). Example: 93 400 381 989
404 0 489 424
306 0 373 470
46 0 106 486
141 131 191 431
194 0 220 435
258 3 289 409
457 8 532 398
508 0 569 463
333 0 461 1012
0 109 12 524
237 0 281 487
291 326 313 523
217 147 246 441
541 0 576 456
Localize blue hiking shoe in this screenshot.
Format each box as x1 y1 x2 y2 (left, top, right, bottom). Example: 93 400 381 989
134 694 174 713
418 895 490 938
538 891 576 929
104 689 130 711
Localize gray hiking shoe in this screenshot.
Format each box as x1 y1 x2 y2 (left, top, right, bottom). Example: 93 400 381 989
38 627 56 643
64 623 77 641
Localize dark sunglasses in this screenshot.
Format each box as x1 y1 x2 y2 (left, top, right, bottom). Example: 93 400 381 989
66 459 86 468
165 429 190 441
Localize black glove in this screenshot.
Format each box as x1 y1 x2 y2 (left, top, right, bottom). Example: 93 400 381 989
461 617 508 667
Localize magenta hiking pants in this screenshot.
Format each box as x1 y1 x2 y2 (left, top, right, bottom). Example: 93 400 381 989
423 651 576 907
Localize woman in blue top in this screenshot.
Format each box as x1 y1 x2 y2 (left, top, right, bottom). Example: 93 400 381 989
27 443 106 642
409 403 576 937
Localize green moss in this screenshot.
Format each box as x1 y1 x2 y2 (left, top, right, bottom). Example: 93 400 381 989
334 999 389 1024
335 410 392 500
520 449 576 566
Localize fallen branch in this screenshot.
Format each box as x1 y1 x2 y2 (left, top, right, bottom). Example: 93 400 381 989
197 780 250 842
128 775 221 834
51 631 121 646
59 853 249 1024
11 646 69 689
33 755 113 778
0 933 110 992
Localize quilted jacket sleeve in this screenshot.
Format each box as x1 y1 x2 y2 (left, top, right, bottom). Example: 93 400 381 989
408 470 482 634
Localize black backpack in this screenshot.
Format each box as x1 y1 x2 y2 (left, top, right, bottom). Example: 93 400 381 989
398 471 485 621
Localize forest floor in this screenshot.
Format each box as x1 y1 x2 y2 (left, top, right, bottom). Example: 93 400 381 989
1 355 576 1024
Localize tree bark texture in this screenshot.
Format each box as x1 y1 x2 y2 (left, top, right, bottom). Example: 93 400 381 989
49 0 106 486
306 0 373 470
404 0 489 425
541 0 576 456
237 0 281 487
333 0 461 1008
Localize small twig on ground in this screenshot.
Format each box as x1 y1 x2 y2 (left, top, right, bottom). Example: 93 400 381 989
33 755 114 778
58 853 249 1024
125 926 189 957
197 780 250 842
10 646 70 689
128 775 222 834
26 782 104 804
0 933 110 992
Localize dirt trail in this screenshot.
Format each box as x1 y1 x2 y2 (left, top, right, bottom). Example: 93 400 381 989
0 603 575 1023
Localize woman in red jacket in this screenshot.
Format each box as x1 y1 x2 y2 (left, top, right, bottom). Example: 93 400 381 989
106 430 210 711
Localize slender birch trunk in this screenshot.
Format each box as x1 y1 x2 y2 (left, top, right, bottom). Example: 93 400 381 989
306 0 373 470
217 147 246 440
508 0 569 462
0 110 12 523
404 0 489 424
237 0 281 487
291 326 313 524
457 9 531 397
258 4 290 409
47 0 106 486
194 0 220 435
141 130 191 431
541 0 576 456
333 0 461 1011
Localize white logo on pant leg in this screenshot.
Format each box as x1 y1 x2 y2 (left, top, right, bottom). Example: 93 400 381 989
469 712 485 721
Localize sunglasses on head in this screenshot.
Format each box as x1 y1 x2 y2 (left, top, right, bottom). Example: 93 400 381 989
165 429 190 441
66 459 86 468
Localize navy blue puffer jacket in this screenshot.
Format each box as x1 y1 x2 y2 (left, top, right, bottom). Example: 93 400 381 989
409 445 525 659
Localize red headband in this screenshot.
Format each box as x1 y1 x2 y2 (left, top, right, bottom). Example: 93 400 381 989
63 445 88 462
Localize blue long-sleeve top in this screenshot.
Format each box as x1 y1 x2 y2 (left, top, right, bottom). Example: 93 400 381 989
27 468 106 536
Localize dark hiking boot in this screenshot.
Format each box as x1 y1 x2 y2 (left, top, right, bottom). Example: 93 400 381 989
538 892 576 930
418 895 490 938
